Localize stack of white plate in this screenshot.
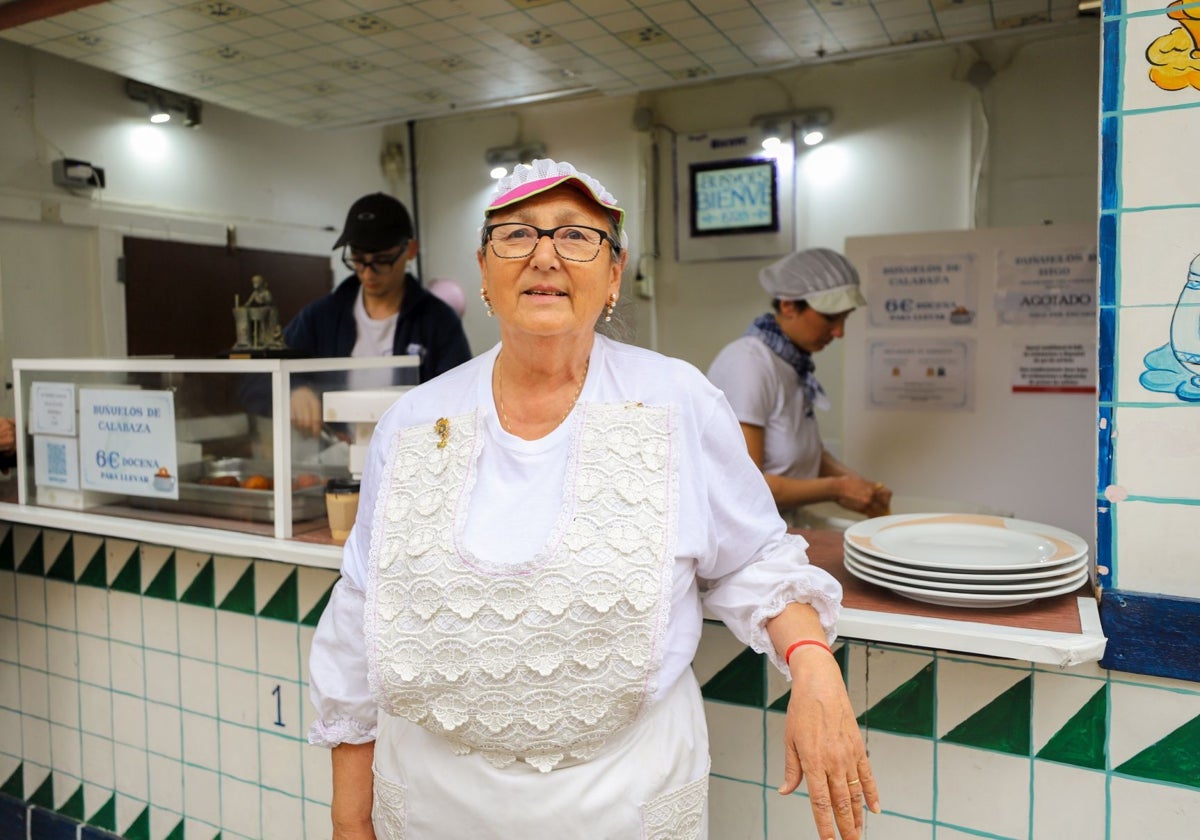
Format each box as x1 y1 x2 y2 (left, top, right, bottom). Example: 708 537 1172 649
842 513 1090 609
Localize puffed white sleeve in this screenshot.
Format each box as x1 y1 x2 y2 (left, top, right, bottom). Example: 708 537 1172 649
306 406 394 747
695 391 843 676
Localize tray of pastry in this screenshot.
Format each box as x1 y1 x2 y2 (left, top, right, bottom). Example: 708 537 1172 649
127 457 335 523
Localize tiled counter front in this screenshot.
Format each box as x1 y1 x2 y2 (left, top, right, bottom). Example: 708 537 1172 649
0 524 338 840
3 522 1200 840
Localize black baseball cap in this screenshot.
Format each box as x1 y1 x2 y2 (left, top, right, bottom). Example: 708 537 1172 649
333 193 414 252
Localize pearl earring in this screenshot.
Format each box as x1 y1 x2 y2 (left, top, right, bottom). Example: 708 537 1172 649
604 295 616 323
480 287 494 317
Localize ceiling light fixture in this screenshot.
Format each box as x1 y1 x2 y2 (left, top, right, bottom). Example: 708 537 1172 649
484 141 546 179
751 107 834 150
125 79 203 128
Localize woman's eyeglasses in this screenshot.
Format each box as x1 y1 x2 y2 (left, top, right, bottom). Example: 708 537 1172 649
483 223 619 263
342 245 406 273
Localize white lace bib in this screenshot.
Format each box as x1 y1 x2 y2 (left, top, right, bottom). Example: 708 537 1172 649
364 402 677 772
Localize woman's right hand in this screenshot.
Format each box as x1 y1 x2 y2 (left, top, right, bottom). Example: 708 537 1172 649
290 386 323 438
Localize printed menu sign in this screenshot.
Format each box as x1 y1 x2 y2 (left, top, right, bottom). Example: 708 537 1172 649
867 338 974 411
79 388 179 499
866 254 977 328
1012 342 1096 393
29 382 76 435
995 245 1097 325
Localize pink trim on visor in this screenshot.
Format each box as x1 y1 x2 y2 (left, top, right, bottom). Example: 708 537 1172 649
486 175 625 233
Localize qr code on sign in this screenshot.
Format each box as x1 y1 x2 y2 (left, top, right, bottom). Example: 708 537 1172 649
47 441 67 479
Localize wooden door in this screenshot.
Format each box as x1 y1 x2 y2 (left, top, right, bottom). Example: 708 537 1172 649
123 237 334 358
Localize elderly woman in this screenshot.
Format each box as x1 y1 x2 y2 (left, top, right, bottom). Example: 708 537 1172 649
708 249 893 521
307 160 880 839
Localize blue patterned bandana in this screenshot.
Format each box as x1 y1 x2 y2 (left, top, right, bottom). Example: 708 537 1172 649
745 313 825 416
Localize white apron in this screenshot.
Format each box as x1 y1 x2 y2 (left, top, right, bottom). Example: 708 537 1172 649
363 403 710 838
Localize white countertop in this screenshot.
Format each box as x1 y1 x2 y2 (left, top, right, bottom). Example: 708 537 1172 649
0 501 1106 667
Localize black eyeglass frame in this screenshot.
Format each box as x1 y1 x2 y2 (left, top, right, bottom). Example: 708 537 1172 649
341 243 409 273
482 223 622 263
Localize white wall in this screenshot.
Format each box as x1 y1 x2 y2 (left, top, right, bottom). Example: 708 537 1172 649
414 24 1099 452
0 24 1099 424
0 40 391 361
413 96 642 358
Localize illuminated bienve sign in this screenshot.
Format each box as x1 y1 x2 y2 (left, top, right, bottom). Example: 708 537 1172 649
690 158 779 237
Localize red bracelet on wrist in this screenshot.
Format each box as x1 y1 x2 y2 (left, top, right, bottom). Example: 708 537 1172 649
784 638 833 666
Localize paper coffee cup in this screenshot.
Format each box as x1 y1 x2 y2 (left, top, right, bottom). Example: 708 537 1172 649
325 478 361 543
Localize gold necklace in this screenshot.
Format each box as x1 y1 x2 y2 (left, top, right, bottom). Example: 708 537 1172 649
495 351 589 434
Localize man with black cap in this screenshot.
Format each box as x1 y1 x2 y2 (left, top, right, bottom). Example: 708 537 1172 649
283 192 472 436
708 247 892 521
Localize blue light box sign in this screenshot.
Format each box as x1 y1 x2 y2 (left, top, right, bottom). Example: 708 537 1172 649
689 157 779 237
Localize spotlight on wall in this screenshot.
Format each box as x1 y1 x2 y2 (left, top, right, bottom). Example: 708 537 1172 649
125 79 203 128
484 142 546 179
751 107 833 150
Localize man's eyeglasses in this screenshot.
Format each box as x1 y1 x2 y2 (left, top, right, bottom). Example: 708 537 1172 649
342 245 407 273
483 223 620 263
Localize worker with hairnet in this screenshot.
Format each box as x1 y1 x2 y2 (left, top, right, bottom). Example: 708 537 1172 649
708 248 892 520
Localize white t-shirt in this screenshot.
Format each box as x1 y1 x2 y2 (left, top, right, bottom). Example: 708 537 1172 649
707 335 824 480
348 287 397 390
308 335 842 747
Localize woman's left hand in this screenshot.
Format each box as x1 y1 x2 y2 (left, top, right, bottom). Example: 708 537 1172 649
779 646 880 840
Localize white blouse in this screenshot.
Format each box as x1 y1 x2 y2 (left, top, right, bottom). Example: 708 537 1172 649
707 335 825 481
308 335 842 748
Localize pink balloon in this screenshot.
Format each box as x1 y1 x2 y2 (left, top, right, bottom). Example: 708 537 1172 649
428 277 467 318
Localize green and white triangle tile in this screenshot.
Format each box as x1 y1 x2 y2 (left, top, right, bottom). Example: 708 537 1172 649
26 765 52 809
942 675 1032 756
89 791 118 832
43 530 73 582
701 646 766 708
298 567 339 627
122 804 151 840
57 782 85 820
105 538 139 591
43 772 68 812
1109 681 1200 770
0 564 15 618
176 550 214 607
0 759 21 798
212 555 253 614
71 534 103 583
14 526 44 576
1037 683 1108 770
83 783 115 830
1032 672 1108 766
1115 712 1200 788
857 660 936 738
139 544 174 598
692 621 751 687
936 660 1029 739
849 646 932 720
116 794 149 839
149 806 180 840
255 559 296 619
0 525 13 571
75 539 107 589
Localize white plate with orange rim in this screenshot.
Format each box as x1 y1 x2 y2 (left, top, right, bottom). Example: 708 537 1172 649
843 559 1090 608
843 552 1089 594
843 542 1090 582
843 513 1087 572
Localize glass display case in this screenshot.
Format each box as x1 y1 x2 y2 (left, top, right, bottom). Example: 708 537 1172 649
10 356 418 540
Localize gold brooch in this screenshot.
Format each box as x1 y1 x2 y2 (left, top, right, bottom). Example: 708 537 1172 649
434 417 450 449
